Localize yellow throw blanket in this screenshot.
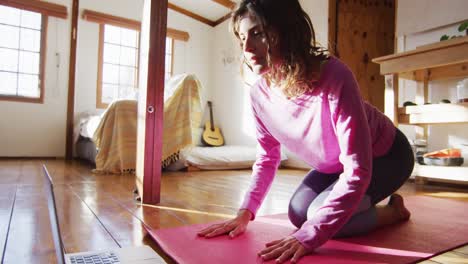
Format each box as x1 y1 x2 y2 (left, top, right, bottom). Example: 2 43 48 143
161 74 203 168
93 100 138 174
92 74 202 174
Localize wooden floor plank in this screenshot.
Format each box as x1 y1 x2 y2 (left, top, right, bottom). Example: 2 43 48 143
0 160 21 184
454 244 468 255
418 260 442 264
0 185 17 262
67 181 181 247
430 251 468 263
2 184 56 264
54 184 119 254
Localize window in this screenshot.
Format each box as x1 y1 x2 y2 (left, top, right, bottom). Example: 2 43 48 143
0 5 46 103
97 24 140 108
85 10 186 109
165 37 174 83
97 23 175 109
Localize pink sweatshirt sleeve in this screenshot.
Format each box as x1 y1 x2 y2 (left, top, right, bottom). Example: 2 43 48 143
292 65 373 250
240 102 282 220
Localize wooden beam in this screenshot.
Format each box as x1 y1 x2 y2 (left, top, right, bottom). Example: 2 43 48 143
0 0 67 19
398 103 468 125
65 0 79 160
399 62 468 81
82 9 189 41
168 3 216 27
214 11 231 27
167 28 189 42
384 74 399 125
82 9 140 30
211 0 236 9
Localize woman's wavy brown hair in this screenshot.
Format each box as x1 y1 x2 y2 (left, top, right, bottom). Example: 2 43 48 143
230 0 328 97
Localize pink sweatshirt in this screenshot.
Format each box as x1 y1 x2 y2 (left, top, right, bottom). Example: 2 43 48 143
240 57 396 250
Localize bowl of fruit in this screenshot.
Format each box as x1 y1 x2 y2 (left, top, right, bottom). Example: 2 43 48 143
422 148 464 166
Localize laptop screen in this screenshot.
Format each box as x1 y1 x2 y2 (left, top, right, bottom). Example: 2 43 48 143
42 165 66 264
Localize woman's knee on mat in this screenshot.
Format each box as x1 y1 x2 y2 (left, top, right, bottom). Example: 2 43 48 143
288 183 319 228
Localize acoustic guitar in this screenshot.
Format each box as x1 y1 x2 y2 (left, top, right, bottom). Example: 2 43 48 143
202 101 224 146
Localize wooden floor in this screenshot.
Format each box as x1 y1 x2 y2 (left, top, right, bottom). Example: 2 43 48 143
0 159 467 263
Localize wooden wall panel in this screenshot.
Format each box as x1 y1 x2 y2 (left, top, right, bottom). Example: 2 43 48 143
335 0 395 111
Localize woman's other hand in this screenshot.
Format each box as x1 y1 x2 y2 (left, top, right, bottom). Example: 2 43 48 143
197 209 252 238
258 236 312 263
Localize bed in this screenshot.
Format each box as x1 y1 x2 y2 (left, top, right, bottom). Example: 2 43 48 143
74 74 203 174
75 113 102 165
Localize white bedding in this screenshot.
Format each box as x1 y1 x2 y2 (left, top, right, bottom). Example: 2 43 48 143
165 145 288 171
80 115 102 139
73 111 103 144
74 74 192 144
73 112 103 160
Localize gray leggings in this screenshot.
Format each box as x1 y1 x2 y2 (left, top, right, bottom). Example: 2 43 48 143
288 129 414 237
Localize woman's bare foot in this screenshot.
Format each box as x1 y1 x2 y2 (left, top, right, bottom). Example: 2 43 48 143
376 193 411 228
388 193 411 221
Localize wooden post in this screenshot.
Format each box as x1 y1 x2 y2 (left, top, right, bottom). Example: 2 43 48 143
415 69 430 139
65 0 79 160
384 74 399 125
136 0 167 204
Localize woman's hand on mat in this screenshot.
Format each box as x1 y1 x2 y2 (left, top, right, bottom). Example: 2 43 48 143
258 236 311 263
197 209 252 238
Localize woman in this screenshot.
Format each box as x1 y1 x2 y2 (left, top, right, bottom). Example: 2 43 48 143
198 0 414 263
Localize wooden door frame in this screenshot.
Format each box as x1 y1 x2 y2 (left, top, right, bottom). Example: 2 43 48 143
65 0 79 160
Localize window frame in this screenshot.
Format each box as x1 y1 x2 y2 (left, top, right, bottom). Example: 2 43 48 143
96 23 141 109
165 37 174 82
0 7 48 104
82 9 188 109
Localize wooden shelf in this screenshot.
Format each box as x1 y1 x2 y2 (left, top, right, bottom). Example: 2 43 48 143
372 36 468 75
374 36 468 184
399 61 468 81
412 163 468 182
398 102 468 124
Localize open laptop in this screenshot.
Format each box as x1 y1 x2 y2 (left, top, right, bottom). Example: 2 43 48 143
42 165 167 264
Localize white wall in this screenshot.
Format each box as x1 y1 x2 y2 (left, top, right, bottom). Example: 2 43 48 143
0 0 72 157
299 0 329 49
211 0 328 168
397 0 468 36
168 9 214 105
212 21 255 146
396 1 468 159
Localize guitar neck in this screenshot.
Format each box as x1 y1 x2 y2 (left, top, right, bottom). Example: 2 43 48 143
208 102 214 131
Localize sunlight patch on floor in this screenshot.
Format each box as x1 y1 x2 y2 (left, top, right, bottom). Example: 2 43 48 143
140 203 235 218
425 192 468 199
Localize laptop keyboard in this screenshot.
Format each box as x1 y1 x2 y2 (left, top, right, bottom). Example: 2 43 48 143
69 252 120 264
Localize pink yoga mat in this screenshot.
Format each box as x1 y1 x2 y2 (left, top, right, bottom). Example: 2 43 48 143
147 196 468 263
